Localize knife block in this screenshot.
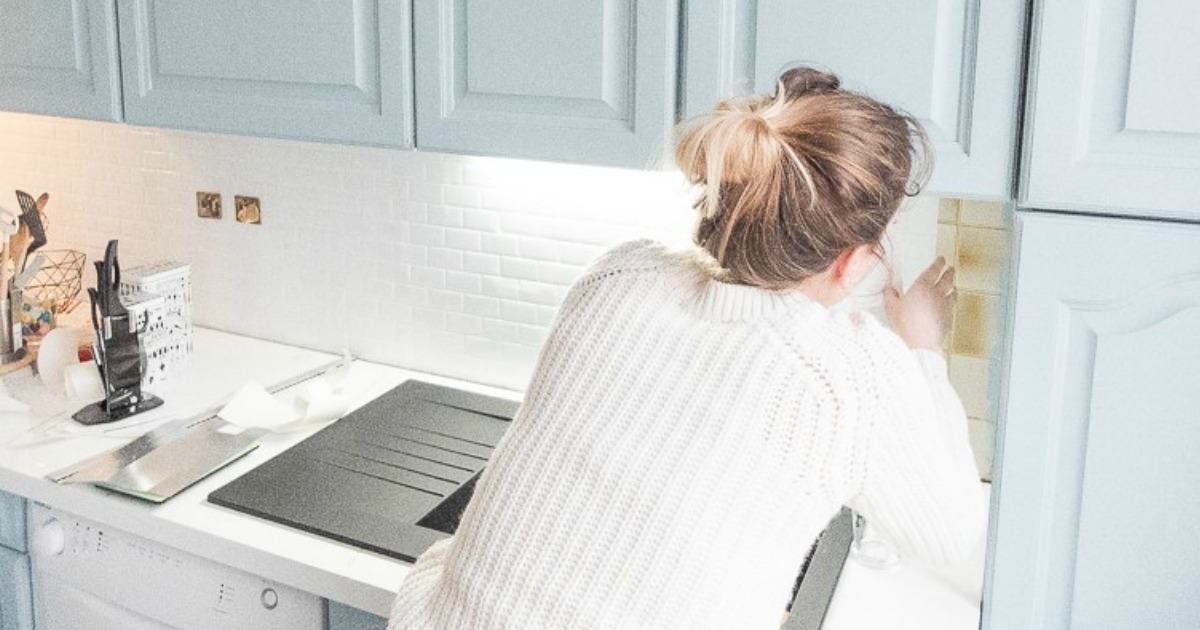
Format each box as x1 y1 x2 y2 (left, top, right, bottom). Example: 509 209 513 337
72 391 164 425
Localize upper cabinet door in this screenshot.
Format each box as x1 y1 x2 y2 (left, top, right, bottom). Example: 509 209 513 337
1022 0 1200 221
986 212 1200 628
413 0 678 167
0 0 121 121
684 0 1025 200
118 0 413 147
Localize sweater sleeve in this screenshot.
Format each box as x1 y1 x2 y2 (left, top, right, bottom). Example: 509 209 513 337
845 327 987 566
388 536 455 629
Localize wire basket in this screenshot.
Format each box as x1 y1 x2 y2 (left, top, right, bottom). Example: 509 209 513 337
24 249 86 314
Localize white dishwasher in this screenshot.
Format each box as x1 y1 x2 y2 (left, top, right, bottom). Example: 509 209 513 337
27 504 325 630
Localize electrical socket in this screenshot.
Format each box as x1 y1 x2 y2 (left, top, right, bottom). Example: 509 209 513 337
196 192 221 219
235 195 261 225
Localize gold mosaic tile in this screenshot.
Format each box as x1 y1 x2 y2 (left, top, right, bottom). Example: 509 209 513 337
955 226 1009 293
949 354 992 421
968 418 993 481
959 200 1009 229
938 198 959 224
952 291 1001 358
936 223 957 263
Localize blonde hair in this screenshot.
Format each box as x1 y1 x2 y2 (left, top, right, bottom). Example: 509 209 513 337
674 67 930 289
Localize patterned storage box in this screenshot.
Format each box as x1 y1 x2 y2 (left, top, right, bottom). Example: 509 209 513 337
119 262 192 386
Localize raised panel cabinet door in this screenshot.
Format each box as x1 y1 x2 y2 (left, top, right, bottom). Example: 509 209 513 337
413 0 678 167
684 0 1025 200
118 0 413 147
0 491 24 553
328 601 387 630
985 212 1200 630
0 547 33 630
0 0 121 120
1022 0 1200 220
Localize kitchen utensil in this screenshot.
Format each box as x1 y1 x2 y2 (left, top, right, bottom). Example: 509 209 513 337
9 193 48 284
15 190 48 273
0 207 18 236
54 414 265 502
72 239 164 425
35 192 48 231
0 295 25 365
14 254 43 290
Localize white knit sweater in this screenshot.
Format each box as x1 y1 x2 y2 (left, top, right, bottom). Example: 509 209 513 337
389 240 986 630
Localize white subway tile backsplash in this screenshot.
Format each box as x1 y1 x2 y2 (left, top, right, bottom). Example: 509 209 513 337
538 261 583 286
446 228 482 251
428 290 463 312
410 266 446 289
500 300 540 325
463 208 500 232
446 270 483 294
428 248 463 270
518 281 560 306
518 237 558 261
482 276 521 300
483 319 520 343
463 252 501 275
446 313 484 336
463 295 501 318
443 185 481 209
427 205 463 227
0 112 697 389
481 233 519 256
409 224 445 247
499 257 539 281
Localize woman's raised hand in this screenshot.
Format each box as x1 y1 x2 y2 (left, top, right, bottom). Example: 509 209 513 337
883 257 956 354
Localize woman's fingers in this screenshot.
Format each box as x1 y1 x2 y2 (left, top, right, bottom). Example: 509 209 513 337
914 257 947 289
936 266 957 294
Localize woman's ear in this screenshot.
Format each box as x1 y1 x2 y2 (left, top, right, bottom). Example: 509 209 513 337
830 244 880 290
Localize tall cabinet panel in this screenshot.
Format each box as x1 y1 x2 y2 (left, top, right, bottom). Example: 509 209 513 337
0 547 33 630
413 0 678 167
0 0 121 120
1022 0 1200 220
684 0 1025 199
986 212 1200 629
118 0 414 147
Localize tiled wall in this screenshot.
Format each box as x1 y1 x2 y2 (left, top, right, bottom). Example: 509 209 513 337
937 199 1012 481
0 112 1003 478
0 112 697 391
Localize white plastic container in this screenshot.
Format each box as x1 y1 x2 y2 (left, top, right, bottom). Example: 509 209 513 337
119 262 192 386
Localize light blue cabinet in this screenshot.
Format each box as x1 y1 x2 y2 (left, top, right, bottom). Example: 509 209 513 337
0 491 23 553
413 0 679 167
1021 0 1200 221
985 212 1200 629
0 0 122 120
684 0 1026 200
328 601 387 630
0 491 31 630
0 547 34 630
117 0 414 147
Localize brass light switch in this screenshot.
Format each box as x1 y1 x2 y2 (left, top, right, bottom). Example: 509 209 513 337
235 195 261 225
196 192 222 219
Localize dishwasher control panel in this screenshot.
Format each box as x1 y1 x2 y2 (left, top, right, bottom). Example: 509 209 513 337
29 503 325 630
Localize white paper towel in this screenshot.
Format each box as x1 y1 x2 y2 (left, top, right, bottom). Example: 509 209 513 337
218 377 348 433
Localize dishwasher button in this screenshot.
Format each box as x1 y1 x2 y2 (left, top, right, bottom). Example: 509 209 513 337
33 519 66 557
260 588 278 610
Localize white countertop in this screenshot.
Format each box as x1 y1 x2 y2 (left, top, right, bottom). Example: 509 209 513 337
0 327 985 625
0 327 520 617
822 497 987 630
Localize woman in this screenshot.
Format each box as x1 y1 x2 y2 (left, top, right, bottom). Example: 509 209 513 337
389 66 986 629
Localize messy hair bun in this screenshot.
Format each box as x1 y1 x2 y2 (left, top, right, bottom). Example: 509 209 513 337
674 66 930 289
